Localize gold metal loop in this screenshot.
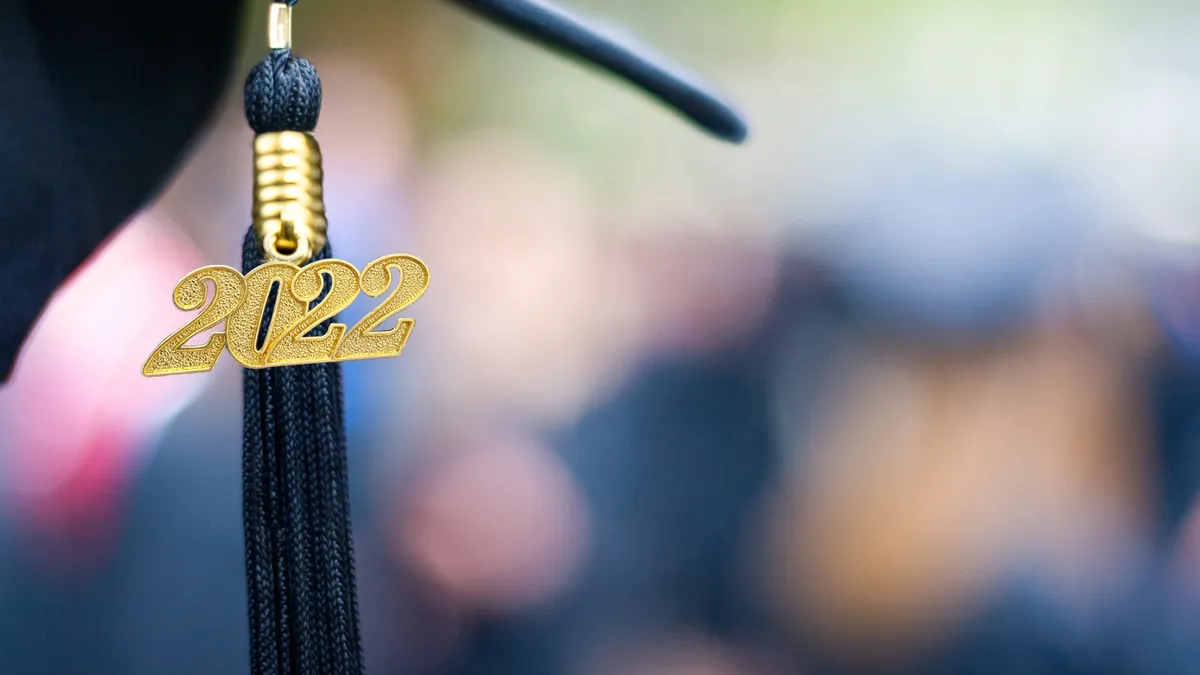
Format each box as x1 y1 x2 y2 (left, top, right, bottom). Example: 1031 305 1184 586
253 131 327 263
268 3 292 50
262 230 314 266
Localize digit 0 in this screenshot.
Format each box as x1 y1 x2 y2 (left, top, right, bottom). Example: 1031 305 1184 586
225 262 307 369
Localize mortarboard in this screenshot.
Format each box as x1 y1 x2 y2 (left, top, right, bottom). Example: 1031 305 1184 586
0 0 746 382
3 3 748 674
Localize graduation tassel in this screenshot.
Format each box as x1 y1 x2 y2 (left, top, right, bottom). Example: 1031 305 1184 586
137 7 428 673
240 5 364 674
123 2 750 674
241 238 363 675
141 4 425 669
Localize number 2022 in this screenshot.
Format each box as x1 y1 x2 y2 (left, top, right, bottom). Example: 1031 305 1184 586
142 254 429 377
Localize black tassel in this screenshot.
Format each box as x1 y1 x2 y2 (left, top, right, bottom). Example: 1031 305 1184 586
242 45 364 675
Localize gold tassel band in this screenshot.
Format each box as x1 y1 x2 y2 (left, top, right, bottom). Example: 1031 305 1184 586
253 131 328 263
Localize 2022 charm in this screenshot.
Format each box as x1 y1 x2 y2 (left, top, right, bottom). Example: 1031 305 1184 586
142 254 429 376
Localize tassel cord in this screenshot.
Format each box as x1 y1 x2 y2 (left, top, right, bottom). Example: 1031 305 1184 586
242 28 365 675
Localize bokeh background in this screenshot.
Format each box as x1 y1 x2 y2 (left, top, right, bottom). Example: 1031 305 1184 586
6 0 1200 673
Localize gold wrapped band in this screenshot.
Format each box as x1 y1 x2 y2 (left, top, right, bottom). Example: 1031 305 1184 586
253 131 328 263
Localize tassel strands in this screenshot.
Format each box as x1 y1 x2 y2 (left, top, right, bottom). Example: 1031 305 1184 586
242 234 363 675
241 8 365 674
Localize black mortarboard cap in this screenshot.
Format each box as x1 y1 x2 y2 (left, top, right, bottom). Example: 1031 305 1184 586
0 0 747 382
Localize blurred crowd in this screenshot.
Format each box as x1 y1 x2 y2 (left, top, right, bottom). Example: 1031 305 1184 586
6 0 1200 673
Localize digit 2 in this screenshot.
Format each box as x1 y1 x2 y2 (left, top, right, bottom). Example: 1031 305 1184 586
333 254 430 362
142 266 246 377
264 260 360 367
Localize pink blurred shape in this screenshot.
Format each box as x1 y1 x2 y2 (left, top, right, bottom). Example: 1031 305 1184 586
397 430 591 610
0 214 209 561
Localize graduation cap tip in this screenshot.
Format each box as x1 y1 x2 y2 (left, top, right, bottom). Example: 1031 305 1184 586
448 0 752 143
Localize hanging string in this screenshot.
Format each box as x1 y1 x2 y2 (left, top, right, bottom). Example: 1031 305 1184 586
242 23 365 675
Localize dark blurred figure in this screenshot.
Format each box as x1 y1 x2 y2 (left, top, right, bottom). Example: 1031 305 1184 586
450 163 1200 675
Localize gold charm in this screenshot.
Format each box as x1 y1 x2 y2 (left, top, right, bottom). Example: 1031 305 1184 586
143 73 430 377
142 257 430 376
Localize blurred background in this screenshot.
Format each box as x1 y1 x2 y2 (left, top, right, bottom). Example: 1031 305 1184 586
6 0 1200 673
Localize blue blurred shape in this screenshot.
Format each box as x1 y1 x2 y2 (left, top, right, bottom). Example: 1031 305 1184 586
821 159 1093 338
